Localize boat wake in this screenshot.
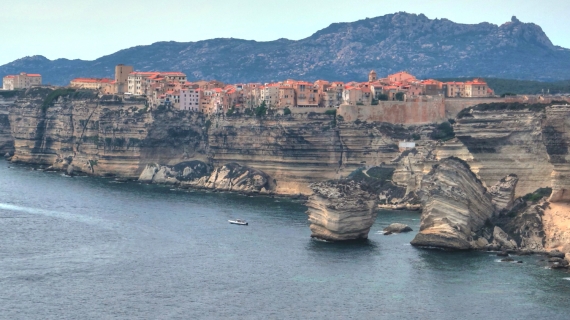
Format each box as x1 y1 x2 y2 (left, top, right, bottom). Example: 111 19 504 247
0 202 113 229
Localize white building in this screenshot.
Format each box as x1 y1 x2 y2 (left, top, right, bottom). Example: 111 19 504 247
2 73 42 90
127 72 186 95
261 84 279 107
180 88 201 111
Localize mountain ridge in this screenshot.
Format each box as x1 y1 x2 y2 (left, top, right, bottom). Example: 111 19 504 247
2 12 570 85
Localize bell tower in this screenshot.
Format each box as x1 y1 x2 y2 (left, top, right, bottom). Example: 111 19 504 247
368 70 377 82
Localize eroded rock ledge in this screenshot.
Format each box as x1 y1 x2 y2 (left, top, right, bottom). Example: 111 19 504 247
411 157 495 250
306 180 377 241
139 161 274 194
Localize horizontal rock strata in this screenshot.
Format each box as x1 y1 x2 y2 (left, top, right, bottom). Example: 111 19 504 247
411 157 495 250
306 180 377 241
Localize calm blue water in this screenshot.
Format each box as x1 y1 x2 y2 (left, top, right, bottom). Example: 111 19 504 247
0 162 569 319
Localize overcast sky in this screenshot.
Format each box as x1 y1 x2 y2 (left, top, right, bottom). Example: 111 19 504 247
1 0 569 66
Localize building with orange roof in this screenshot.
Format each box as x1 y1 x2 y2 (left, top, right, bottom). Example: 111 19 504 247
70 78 115 94
261 83 280 107
383 71 417 84
421 79 443 95
293 81 319 107
278 87 295 108
3 72 42 90
464 78 490 97
127 71 187 95
444 82 466 97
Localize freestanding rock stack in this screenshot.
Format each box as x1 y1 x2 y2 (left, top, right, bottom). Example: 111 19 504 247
411 157 495 249
306 180 377 241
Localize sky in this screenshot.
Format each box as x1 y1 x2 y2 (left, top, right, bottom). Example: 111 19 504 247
1 0 569 66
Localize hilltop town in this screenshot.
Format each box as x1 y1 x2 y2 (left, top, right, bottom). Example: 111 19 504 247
3 65 497 114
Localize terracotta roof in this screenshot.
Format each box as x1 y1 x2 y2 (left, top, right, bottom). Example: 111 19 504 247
27 74 41 77
71 78 113 83
4 75 15 79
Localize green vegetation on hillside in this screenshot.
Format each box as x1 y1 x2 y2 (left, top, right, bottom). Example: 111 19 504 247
41 88 76 112
522 188 552 203
436 78 570 96
430 121 455 141
0 90 19 98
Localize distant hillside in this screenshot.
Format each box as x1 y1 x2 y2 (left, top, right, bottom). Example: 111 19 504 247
2 12 570 85
436 78 570 96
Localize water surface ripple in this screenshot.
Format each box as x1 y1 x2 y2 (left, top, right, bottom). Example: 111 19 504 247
0 163 569 319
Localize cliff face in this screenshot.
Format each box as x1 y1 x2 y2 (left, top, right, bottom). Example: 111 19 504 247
411 157 495 250
206 115 414 194
4 89 420 195
0 97 14 155
454 107 553 197
543 105 570 202
306 180 377 241
7 88 208 178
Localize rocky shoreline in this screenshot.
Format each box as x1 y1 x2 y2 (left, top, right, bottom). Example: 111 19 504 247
1 89 570 270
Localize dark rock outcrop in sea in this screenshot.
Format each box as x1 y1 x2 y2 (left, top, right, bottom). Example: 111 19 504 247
383 223 413 235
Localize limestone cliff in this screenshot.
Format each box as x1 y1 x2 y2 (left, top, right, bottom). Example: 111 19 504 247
7 88 209 178
306 180 377 241
543 105 570 202
411 157 495 250
4 89 425 196
454 106 552 196
488 174 519 214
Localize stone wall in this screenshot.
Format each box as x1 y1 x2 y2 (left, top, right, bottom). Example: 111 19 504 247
338 96 445 125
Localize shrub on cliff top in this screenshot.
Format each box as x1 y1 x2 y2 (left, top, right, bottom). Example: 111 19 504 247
255 101 267 117
0 90 18 98
522 187 552 203
41 88 76 112
430 121 455 141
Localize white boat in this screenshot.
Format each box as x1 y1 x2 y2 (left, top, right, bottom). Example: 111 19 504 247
229 219 248 226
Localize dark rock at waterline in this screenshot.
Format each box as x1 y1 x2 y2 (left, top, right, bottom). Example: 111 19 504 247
383 231 393 236
501 258 515 262
383 223 413 234
547 250 566 258
411 233 471 250
66 165 75 176
497 252 509 257
517 261 524 263
548 257 564 263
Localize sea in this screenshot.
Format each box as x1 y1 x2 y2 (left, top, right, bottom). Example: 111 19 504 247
0 162 569 319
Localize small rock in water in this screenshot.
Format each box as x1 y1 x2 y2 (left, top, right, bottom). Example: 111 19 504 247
383 223 413 234
501 258 515 262
517 261 523 264
497 252 509 257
